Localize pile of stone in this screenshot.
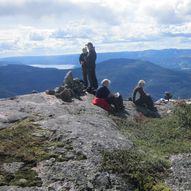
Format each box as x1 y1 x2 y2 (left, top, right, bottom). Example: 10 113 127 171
46 71 85 102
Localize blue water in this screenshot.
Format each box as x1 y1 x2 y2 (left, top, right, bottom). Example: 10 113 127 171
30 64 77 70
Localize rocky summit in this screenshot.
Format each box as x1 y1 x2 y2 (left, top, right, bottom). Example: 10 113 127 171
0 92 191 191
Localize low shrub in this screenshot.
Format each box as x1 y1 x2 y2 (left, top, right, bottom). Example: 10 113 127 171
174 104 191 129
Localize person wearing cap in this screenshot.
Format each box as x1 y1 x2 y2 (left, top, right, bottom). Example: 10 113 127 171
95 79 125 112
79 47 88 88
85 42 98 92
133 80 156 111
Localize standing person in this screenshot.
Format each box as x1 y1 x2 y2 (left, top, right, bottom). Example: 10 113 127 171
133 80 156 111
79 47 88 88
86 42 98 92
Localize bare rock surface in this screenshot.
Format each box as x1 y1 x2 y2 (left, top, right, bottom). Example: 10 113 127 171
166 154 191 191
0 93 133 191
0 93 190 191
0 162 24 174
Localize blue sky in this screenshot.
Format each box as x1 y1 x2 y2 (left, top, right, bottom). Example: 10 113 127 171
0 0 191 57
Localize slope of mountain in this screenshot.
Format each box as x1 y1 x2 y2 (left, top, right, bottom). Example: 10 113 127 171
98 49 191 70
0 92 191 190
0 54 79 65
1 58 191 99
94 58 191 99
0 64 67 98
1 48 191 70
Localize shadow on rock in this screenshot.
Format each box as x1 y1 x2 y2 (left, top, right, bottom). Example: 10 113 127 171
136 106 161 118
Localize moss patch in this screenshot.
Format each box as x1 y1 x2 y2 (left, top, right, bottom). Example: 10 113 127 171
102 148 171 191
0 118 53 163
0 167 42 187
0 118 86 187
102 105 191 191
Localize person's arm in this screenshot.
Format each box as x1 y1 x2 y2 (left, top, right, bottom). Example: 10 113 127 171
79 54 83 64
86 49 96 64
139 87 147 97
80 54 86 65
108 92 115 97
101 86 114 99
105 87 115 98
133 88 137 102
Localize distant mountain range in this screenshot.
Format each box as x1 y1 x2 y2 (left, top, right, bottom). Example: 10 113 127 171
0 55 79 66
98 49 191 70
93 59 191 99
0 64 66 98
1 48 191 70
1 58 191 100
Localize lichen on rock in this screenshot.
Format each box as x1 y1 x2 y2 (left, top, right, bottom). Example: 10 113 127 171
0 92 191 191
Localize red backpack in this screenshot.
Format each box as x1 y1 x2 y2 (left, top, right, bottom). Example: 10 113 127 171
92 97 112 111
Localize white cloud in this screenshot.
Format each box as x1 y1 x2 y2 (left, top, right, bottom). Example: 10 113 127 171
0 41 17 51
0 0 191 57
29 32 45 41
50 26 95 39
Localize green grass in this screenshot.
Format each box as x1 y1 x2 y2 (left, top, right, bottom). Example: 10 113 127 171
0 118 86 187
174 103 191 128
102 149 171 191
0 118 57 163
102 104 191 191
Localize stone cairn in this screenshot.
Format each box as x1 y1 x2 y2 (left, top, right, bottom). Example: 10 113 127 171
46 71 85 102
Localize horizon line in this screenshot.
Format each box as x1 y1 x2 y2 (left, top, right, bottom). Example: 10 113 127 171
0 47 191 59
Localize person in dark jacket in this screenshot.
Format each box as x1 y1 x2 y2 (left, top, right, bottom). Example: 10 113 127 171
133 80 156 111
79 47 88 87
96 79 124 112
86 42 98 92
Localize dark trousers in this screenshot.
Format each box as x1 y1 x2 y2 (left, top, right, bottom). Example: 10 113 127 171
107 95 124 112
88 66 98 89
134 95 154 110
82 65 88 87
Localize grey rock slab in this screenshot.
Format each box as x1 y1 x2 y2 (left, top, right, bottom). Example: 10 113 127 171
0 187 46 191
166 153 191 191
1 92 190 191
0 92 133 190
0 162 24 173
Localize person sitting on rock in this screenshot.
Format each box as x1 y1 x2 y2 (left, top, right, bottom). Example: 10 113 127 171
133 80 157 111
94 79 125 112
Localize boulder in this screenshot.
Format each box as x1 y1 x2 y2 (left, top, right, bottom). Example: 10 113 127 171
63 70 73 86
55 88 74 102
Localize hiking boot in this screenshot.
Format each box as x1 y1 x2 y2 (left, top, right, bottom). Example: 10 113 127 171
85 87 92 93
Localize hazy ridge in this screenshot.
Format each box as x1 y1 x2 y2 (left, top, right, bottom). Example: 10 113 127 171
0 58 191 99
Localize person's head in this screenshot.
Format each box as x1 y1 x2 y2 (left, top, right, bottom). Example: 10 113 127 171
86 42 94 50
82 47 87 53
138 80 145 88
101 79 111 87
